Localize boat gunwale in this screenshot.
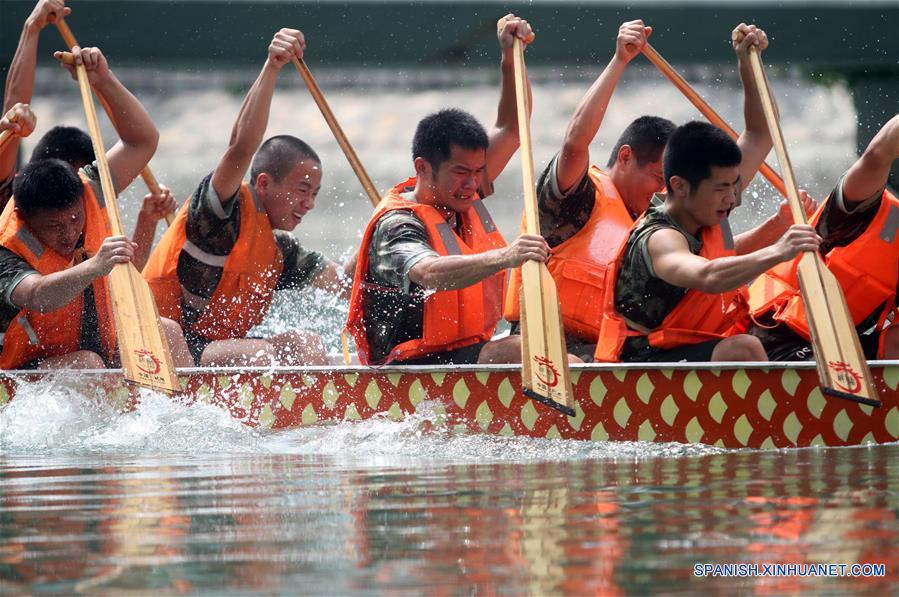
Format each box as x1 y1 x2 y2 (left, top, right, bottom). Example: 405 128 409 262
1 360 897 378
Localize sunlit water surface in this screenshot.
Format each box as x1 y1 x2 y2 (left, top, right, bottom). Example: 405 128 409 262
3 67 898 594
2 386 899 594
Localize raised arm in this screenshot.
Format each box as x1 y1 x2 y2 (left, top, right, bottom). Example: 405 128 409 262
843 114 899 204
132 185 176 270
0 103 37 177
54 46 158 194
1 1 69 181
732 22 773 189
648 225 820 294
211 29 305 202
485 14 534 183
556 20 651 194
409 233 548 291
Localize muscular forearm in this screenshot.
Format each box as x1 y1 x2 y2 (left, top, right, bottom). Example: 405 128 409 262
227 60 280 163
485 54 531 182
563 57 626 156
131 213 158 271
695 245 783 294
410 251 508 291
0 22 41 180
15 261 100 313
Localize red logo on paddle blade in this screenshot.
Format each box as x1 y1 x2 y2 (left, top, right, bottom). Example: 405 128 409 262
829 361 863 395
134 348 162 375
533 355 560 388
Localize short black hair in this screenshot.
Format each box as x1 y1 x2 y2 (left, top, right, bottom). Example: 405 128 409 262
606 115 676 168
663 121 742 193
13 158 84 218
30 126 95 170
412 108 489 170
250 135 320 184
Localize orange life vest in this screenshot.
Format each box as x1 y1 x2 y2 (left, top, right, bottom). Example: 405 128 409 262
142 182 283 341
346 177 507 365
504 167 634 342
594 216 749 362
0 177 117 369
748 189 899 351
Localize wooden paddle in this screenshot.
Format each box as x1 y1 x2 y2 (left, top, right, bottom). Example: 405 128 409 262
62 51 179 392
733 32 880 407
641 42 787 198
56 18 175 226
292 57 381 207
512 38 575 416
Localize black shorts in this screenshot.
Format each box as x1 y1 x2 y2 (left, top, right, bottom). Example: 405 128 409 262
621 339 722 363
751 323 881 362
395 341 488 365
184 332 212 366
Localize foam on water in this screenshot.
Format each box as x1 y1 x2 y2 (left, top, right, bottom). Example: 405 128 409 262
0 376 723 461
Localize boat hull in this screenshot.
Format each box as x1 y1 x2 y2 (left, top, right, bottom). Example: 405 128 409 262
2 363 897 449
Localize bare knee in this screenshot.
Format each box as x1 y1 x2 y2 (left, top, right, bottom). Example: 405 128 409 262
38 350 106 369
712 334 767 362
160 318 193 368
478 336 521 364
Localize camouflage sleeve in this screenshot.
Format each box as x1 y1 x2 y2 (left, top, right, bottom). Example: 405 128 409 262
536 153 596 247
0 247 36 310
184 173 242 255
368 211 438 293
275 232 328 290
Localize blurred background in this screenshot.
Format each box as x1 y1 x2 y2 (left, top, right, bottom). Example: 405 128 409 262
2 0 897 341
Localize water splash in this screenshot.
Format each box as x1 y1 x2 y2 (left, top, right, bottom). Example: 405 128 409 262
2 377 722 461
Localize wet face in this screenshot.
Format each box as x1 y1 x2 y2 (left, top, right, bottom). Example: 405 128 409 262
257 160 323 231
625 157 665 213
684 165 741 227
22 200 86 257
424 145 487 214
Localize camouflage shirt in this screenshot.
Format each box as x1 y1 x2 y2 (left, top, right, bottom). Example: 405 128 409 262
177 174 327 332
362 194 441 364
614 195 709 358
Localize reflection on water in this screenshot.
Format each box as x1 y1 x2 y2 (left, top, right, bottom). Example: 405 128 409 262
2 447 897 594
2 387 898 593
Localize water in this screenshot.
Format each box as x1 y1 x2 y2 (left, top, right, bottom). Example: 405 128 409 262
4 67 895 594
2 387 899 594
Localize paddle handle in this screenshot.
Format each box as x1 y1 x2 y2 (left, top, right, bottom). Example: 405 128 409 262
292 57 381 207
641 43 787 197
512 39 539 235
731 34 806 225
57 19 175 227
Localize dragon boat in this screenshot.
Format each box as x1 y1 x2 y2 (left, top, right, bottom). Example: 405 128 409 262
1 361 897 449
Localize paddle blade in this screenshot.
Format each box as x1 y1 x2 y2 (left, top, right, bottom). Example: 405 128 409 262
796 254 880 406
519 261 575 416
108 264 179 392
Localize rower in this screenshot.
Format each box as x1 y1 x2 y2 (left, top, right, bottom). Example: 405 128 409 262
749 114 899 360
1 0 172 268
346 14 559 366
505 21 813 361
142 28 353 367
593 118 823 363
0 46 193 370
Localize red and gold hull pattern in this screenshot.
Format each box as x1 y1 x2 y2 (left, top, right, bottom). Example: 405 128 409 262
1 363 897 449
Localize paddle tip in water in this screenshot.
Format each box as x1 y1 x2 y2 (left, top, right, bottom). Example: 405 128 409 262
522 388 576 417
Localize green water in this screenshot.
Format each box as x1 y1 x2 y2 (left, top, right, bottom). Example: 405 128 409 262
1 390 897 594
